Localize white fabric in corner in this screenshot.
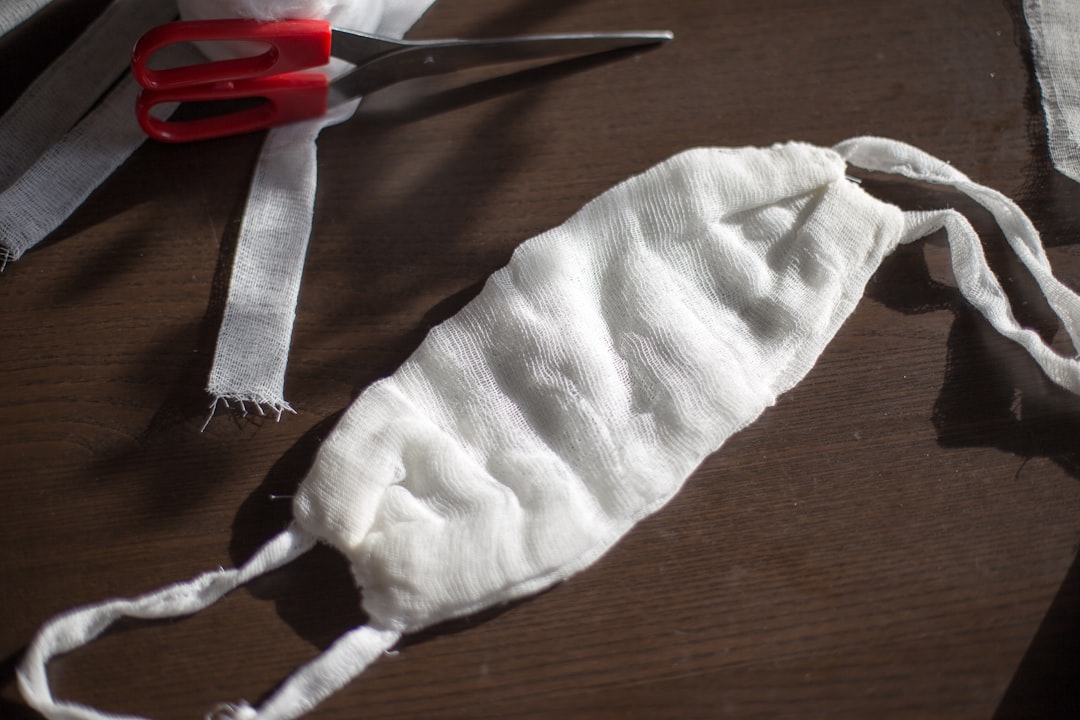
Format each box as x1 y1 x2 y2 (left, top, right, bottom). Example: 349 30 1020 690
0 72 167 264
0 0 52 37
0 0 179 266
0 0 176 188
1025 0 1080 182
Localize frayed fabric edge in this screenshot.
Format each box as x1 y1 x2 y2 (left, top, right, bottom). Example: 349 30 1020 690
206 701 257 720
202 394 297 431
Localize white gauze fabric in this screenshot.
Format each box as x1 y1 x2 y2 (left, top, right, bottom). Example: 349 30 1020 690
19 137 1080 720
0 0 180 266
183 0 436 421
0 0 52 37
1025 0 1080 183
0 0 176 187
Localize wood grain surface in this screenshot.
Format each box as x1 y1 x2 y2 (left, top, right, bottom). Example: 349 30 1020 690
2 1 1079 718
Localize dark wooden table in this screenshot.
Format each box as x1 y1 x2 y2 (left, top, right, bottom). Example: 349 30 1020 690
2 1 1079 718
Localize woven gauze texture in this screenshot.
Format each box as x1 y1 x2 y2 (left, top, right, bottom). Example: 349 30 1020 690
1026 0 1080 182
0 0 51 37
196 0 435 415
0 0 180 264
294 141 908 632
19 138 1080 720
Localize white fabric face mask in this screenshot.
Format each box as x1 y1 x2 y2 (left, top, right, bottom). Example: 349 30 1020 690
18 137 1080 720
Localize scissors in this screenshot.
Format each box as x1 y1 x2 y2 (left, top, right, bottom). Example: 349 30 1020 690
131 19 673 143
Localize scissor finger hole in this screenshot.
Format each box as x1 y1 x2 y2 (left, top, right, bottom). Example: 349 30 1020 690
137 41 280 91
170 96 270 121
187 40 276 65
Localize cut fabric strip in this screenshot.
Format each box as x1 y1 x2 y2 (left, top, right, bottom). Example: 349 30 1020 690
0 0 176 189
201 0 436 419
205 98 361 421
19 137 1080 720
1025 0 1080 183
0 0 180 267
0 0 54 37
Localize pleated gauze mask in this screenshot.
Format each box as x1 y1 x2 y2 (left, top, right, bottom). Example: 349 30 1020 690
19 137 1080 720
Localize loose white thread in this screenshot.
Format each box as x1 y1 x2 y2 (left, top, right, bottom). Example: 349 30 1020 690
201 396 297 432
206 702 258 720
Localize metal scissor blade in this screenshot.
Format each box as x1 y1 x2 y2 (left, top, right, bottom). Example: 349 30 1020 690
327 30 673 105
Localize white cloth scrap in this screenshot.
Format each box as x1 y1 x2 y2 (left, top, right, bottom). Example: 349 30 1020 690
185 0 437 419
0 0 53 37
0 0 179 265
1026 0 1080 182
0 0 176 189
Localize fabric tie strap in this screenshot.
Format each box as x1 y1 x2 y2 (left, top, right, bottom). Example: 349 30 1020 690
17 525 401 720
835 136 1080 395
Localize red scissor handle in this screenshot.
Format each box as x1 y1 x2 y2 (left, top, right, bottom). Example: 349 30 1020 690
132 18 333 90
132 18 334 142
136 72 330 143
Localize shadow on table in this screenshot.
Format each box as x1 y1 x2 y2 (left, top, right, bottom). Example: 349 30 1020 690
855 179 1080 719
994 550 1080 719
860 5 1080 711
994 3 1080 716
226 410 369 653
859 176 1080 482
